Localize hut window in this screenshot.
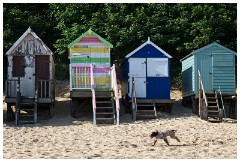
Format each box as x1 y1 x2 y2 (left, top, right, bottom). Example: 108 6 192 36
12 56 25 77
147 58 168 77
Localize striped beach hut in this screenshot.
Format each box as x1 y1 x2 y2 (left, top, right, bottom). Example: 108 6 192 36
68 29 113 91
68 29 120 125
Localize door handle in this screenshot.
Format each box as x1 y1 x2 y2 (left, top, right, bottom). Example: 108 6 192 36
144 81 148 84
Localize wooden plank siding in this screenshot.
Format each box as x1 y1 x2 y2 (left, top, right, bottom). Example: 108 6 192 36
71 47 109 53
6 27 54 98
69 30 113 91
181 55 195 97
181 42 236 97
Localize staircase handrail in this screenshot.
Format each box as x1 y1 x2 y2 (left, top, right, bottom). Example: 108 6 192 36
111 64 120 125
90 64 97 125
34 79 38 124
131 77 137 121
15 77 21 126
217 86 226 119
198 70 208 107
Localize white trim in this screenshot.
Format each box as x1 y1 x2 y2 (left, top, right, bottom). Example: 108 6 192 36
6 27 52 55
125 38 172 58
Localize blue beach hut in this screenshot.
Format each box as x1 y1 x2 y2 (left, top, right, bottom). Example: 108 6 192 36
121 38 174 119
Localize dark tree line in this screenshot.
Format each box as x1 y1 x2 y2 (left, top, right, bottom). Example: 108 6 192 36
3 3 237 87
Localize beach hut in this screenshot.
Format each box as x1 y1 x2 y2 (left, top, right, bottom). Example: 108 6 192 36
121 38 174 120
181 42 237 121
5 27 55 125
68 29 120 125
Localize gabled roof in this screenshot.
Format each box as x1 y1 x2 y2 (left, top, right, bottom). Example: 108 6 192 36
125 37 172 58
6 27 52 55
67 29 113 48
180 42 237 61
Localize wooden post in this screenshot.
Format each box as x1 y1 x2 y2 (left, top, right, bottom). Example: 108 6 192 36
198 73 201 118
69 64 72 91
201 98 208 120
90 64 96 125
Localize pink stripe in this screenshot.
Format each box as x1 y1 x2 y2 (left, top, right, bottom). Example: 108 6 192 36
79 37 102 43
72 65 90 68
93 68 110 73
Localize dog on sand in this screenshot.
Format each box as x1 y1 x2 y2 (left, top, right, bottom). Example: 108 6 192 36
150 130 180 146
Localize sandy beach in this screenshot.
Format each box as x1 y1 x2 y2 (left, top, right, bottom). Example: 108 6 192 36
2 81 237 159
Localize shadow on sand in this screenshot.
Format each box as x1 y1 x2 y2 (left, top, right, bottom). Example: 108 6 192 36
3 99 197 127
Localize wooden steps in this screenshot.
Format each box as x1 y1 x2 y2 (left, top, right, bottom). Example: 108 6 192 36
131 100 157 121
95 97 116 124
15 99 37 125
206 93 223 122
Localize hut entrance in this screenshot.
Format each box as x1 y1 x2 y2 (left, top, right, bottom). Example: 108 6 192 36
35 55 50 79
199 55 213 92
35 55 50 97
128 58 146 98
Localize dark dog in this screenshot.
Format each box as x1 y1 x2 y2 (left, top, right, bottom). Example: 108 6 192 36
150 130 180 146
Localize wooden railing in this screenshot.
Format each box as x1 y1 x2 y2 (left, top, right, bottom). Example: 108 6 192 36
5 78 20 98
70 64 111 91
131 77 137 121
111 64 120 125
198 70 208 119
37 79 53 98
70 65 91 90
217 86 226 119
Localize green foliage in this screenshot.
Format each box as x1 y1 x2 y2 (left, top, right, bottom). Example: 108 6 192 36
55 61 69 80
3 3 237 89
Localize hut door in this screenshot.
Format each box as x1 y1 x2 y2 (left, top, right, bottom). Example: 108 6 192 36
35 55 50 96
199 54 213 92
128 58 146 98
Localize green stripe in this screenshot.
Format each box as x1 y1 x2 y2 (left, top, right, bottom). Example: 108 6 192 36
71 57 110 63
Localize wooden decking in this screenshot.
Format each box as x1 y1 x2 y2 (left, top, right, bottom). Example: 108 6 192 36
131 99 175 104
70 91 113 98
5 97 53 104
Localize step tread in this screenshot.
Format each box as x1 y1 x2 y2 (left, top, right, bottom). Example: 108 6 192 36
18 120 35 123
137 104 154 107
96 107 113 109
19 103 35 105
20 109 35 111
137 110 156 112
208 101 218 103
208 114 221 117
96 117 115 120
19 114 35 117
136 115 157 118
208 106 218 108
96 112 114 115
208 110 219 112
207 97 216 99
96 101 112 103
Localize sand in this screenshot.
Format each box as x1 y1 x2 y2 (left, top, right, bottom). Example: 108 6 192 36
2 81 237 159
